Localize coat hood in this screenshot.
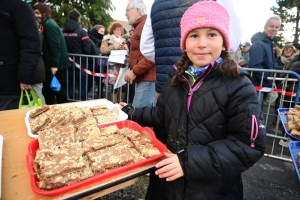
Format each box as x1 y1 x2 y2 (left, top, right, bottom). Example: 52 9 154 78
251 32 275 44
63 19 80 33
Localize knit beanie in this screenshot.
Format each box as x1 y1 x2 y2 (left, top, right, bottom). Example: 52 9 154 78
33 3 52 18
180 1 230 51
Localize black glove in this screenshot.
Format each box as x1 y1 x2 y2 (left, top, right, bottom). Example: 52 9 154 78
121 105 135 119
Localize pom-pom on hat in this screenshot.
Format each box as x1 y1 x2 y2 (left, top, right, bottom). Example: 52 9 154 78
180 1 230 51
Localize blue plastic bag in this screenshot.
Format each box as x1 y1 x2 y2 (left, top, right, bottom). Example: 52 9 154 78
50 75 61 93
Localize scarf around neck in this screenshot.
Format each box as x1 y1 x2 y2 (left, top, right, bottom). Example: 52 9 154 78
280 53 296 65
186 57 223 78
112 34 121 42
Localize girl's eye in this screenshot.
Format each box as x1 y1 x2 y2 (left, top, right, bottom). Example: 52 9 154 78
208 33 217 37
190 34 198 38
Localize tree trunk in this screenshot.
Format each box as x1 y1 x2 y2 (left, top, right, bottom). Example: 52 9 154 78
293 8 299 43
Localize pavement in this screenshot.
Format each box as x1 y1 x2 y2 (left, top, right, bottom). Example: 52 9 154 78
243 157 299 199
242 105 300 200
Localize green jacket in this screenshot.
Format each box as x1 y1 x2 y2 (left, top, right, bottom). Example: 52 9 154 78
243 52 250 67
42 17 70 71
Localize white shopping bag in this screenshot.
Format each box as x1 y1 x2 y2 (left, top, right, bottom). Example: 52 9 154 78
114 65 130 89
108 50 128 64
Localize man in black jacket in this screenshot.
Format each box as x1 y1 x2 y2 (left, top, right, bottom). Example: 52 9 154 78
0 0 41 110
63 9 93 101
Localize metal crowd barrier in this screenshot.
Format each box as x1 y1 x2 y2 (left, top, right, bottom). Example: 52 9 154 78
67 53 132 104
244 68 300 161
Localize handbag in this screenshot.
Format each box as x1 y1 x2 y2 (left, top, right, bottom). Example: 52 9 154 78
50 75 61 93
19 89 43 109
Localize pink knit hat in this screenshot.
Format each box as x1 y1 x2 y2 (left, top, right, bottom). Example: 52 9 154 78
180 1 230 51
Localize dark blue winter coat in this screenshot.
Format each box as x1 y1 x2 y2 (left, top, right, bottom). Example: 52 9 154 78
151 0 191 93
248 32 276 87
63 19 92 68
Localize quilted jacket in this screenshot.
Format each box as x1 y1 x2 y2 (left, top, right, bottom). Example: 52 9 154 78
129 16 156 83
150 0 190 93
127 63 266 200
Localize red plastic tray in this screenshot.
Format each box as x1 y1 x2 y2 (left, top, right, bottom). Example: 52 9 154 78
26 120 167 196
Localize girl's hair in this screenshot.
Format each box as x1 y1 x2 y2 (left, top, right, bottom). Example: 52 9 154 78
128 0 148 16
171 51 239 87
107 21 124 35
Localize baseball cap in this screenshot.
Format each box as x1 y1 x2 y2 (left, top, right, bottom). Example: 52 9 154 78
241 42 251 47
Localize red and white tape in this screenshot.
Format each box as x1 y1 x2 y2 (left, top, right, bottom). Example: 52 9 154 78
254 86 296 97
69 57 119 78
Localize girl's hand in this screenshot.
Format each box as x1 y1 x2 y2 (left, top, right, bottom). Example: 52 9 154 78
119 102 127 108
155 152 184 181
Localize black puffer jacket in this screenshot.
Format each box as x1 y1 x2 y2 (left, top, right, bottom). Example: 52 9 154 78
62 19 92 68
126 63 266 200
89 28 103 49
0 0 41 95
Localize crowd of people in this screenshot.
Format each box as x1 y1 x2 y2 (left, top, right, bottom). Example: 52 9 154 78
2 0 300 199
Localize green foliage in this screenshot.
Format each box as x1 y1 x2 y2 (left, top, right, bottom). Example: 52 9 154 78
30 0 115 31
271 0 300 46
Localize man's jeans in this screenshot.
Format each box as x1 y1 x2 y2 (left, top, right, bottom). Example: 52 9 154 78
132 81 155 108
68 69 87 101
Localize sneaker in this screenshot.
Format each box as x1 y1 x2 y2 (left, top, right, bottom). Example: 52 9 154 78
279 139 289 148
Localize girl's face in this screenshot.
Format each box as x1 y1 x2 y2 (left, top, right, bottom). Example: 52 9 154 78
185 28 225 68
113 27 123 38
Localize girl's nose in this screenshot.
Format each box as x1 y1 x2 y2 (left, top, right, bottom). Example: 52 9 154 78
197 37 207 48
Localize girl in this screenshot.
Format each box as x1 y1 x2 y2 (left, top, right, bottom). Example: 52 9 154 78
121 1 266 199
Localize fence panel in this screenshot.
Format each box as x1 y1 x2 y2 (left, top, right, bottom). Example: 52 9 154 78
244 68 300 161
67 53 132 104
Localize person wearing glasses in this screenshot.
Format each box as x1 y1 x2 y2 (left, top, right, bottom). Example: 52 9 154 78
100 21 128 103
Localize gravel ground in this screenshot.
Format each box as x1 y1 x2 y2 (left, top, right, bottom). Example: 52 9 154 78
100 176 149 200
99 156 300 200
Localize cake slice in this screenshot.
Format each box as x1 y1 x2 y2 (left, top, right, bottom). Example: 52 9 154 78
30 113 51 133
118 127 141 141
30 105 50 118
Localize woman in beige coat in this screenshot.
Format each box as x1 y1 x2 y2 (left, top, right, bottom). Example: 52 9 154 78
100 21 128 103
